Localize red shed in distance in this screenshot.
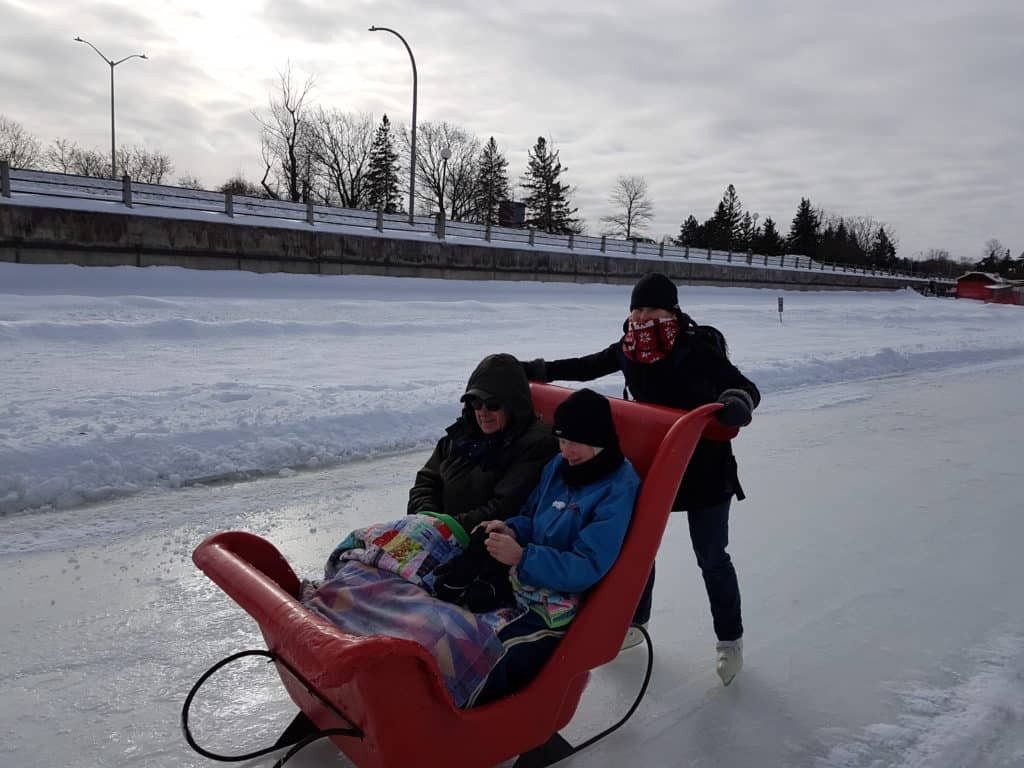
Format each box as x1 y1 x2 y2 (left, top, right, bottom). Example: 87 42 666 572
956 272 1004 301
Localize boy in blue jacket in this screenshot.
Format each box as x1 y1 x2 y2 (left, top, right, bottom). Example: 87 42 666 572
468 388 640 706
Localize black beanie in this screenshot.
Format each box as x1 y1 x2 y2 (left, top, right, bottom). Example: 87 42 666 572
552 388 619 448
630 272 679 311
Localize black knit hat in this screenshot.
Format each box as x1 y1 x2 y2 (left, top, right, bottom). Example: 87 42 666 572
630 272 679 311
552 388 619 448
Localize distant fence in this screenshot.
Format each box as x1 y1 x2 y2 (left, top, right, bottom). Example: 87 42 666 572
0 162 949 285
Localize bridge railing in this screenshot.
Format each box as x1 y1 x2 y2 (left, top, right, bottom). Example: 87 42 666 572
0 163 948 284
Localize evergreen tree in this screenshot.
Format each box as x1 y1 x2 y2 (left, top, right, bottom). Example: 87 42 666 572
819 222 838 262
709 184 743 250
820 216 868 265
787 197 820 257
366 114 401 213
756 216 784 256
820 222 835 247
869 226 897 267
473 136 509 225
832 220 850 263
676 214 704 248
738 211 755 251
701 215 718 249
521 136 579 234
833 219 869 265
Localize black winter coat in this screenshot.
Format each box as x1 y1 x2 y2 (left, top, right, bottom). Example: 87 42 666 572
541 330 760 511
407 354 558 531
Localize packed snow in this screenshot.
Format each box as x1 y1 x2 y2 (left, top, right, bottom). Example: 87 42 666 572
1 263 1020 522
1 263 1022 768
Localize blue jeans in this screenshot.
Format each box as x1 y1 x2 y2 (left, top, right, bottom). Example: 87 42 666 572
633 499 743 642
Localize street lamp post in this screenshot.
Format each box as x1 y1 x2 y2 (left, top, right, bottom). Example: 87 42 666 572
368 26 417 225
74 37 147 179
439 146 451 220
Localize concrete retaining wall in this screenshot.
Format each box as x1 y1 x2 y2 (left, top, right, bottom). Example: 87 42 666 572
0 204 917 291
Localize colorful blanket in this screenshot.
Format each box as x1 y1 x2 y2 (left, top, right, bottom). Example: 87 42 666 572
324 513 469 586
303 515 525 706
510 568 580 629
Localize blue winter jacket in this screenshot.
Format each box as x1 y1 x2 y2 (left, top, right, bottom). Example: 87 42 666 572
505 455 641 595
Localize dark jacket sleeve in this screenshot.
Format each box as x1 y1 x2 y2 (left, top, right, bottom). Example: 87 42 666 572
407 438 446 515
704 345 761 410
504 483 541 544
543 343 621 383
454 437 556 531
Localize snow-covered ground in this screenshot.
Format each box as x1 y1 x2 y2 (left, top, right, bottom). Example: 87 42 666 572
1 263 1020 521
1 264 1023 767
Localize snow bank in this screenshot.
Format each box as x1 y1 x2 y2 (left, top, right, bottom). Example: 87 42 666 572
3 263 1022 516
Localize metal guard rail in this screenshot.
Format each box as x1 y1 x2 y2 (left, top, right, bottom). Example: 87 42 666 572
0 162 950 284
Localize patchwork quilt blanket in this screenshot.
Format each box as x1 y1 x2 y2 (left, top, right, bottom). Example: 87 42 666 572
302 515 524 706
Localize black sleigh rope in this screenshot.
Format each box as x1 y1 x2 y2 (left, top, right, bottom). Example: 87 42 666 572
181 649 363 767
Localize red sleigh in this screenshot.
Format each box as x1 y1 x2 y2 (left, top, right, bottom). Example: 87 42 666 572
185 383 727 767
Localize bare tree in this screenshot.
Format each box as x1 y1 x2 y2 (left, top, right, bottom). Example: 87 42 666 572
254 64 315 201
69 147 108 177
45 138 78 174
983 238 1005 260
403 121 480 220
218 174 263 197
306 108 375 208
44 137 173 182
45 138 107 177
839 214 883 256
600 175 654 239
176 174 203 190
117 145 174 184
0 115 43 168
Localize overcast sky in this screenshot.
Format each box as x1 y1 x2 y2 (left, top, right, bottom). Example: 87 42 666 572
2 0 1021 260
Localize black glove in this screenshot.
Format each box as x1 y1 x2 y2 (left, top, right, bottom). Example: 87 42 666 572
431 529 514 612
716 389 753 428
521 358 548 382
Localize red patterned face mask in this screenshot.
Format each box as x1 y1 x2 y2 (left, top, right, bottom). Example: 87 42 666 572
621 316 680 363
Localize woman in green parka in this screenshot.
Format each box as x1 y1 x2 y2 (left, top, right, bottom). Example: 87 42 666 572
407 353 558 532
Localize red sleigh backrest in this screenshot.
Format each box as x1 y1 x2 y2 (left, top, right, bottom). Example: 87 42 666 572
526 383 721 673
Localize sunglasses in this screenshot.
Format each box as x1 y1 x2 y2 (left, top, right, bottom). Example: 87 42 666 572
466 397 503 412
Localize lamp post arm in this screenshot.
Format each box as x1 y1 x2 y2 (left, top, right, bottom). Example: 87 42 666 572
369 26 418 224
112 53 148 66
74 37 112 64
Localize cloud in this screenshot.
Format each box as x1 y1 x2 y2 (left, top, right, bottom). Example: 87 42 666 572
261 0 350 44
